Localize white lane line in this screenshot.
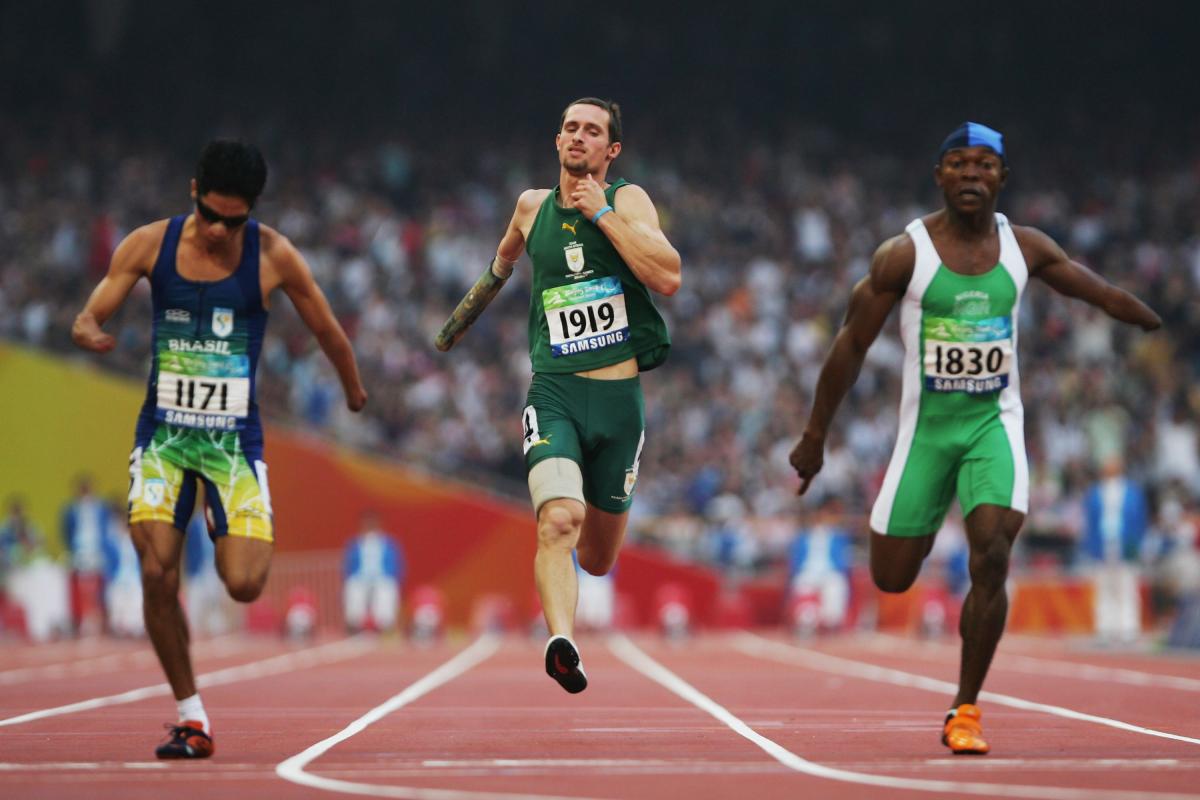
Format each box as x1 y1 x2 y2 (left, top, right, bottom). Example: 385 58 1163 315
0 636 374 727
0 634 254 685
734 633 1200 747
278 635 613 800
864 633 1200 692
0 762 167 771
0 651 155 685
609 634 1200 800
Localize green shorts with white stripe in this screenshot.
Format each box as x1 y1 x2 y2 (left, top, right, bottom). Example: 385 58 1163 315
869 412 1027 537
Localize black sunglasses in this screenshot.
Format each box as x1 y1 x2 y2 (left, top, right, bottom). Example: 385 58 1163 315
195 197 250 228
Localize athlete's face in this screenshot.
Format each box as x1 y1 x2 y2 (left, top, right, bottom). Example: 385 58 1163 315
935 146 1008 213
190 180 251 246
556 104 620 176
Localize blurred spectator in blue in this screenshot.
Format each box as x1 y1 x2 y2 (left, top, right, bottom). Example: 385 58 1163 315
61 475 111 635
2 497 70 641
787 500 853 635
1 497 42 604
183 506 233 636
704 491 757 577
343 511 404 633
1082 457 1148 644
101 496 143 637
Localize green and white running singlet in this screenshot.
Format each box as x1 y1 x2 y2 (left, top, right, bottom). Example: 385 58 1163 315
870 214 1030 537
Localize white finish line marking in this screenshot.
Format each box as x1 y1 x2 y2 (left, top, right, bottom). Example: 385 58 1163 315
609 634 1200 800
732 633 1200 747
0 636 374 727
866 633 1200 692
277 635 618 800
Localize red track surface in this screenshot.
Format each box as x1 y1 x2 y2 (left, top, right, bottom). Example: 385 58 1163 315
2 631 1199 799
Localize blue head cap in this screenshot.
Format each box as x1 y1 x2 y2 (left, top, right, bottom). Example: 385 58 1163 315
938 122 1005 164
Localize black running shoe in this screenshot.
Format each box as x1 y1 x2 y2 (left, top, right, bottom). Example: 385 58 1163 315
544 635 588 694
155 720 214 759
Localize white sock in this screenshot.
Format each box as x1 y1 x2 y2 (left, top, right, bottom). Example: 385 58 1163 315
176 693 210 733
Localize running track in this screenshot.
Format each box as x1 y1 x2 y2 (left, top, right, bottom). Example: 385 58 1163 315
2 631 1199 799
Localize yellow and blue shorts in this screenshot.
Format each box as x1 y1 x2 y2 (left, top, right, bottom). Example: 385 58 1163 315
128 425 274 542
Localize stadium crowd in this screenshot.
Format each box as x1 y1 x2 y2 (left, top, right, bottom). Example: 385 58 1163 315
2 114 1198 619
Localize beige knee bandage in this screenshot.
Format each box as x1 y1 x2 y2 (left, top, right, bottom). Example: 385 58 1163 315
528 458 584 513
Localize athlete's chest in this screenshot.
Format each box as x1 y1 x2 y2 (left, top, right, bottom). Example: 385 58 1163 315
927 232 1001 276
176 239 243 281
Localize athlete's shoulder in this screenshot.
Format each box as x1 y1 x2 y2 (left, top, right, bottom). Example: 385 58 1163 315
257 223 305 273
113 219 171 274
1008 222 1056 249
518 188 552 210
256 221 290 253
1008 223 1064 272
870 231 916 288
612 181 650 205
126 218 172 247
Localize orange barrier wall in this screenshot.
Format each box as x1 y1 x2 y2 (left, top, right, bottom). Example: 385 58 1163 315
0 343 537 624
267 432 537 625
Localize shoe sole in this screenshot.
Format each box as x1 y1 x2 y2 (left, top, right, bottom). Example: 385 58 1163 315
545 637 588 694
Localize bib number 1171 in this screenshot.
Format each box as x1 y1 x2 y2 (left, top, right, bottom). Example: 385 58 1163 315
174 378 230 411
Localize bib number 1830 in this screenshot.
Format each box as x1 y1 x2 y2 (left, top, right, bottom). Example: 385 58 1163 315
930 343 1004 377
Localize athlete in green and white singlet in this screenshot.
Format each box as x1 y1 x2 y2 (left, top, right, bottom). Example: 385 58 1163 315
790 122 1160 755
870 213 1029 537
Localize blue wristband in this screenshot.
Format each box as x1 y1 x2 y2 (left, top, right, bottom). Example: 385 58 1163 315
591 205 613 224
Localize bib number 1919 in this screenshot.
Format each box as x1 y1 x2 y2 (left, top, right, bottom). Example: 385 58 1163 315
556 301 616 340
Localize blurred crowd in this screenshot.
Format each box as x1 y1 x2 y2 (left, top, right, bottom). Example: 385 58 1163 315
2 113 1200 627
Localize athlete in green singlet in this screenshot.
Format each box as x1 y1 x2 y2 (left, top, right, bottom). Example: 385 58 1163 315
436 98 680 693
789 123 1160 754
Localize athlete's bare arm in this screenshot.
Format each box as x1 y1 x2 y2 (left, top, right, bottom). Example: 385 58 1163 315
569 176 681 296
262 229 367 411
790 234 915 494
1016 226 1161 331
71 222 164 353
435 189 547 351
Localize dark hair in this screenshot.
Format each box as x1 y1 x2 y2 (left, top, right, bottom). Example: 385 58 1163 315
559 97 622 144
195 139 268 206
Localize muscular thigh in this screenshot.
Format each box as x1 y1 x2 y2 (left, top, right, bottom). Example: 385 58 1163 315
130 521 185 576
215 535 273 583
579 377 645 514
871 430 961 538
957 419 1024 519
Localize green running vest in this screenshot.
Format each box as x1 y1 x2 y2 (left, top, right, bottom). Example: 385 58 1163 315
525 179 670 373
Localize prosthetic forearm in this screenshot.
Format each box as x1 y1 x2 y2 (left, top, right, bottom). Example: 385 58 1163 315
434 257 514 352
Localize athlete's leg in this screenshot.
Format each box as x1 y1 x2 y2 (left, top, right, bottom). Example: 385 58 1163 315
954 502 1023 706
214 536 273 603
534 496 586 636
576 504 629 576
869 530 936 593
130 520 193 700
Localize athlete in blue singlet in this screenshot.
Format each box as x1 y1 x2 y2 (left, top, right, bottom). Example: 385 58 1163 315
73 140 367 758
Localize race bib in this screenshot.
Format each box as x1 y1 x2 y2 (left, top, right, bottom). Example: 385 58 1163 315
923 316 1013 394
543 276 630 358
156 348 251 429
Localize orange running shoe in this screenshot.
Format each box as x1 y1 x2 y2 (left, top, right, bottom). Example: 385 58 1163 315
942 704 989 755
155 720 214 759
